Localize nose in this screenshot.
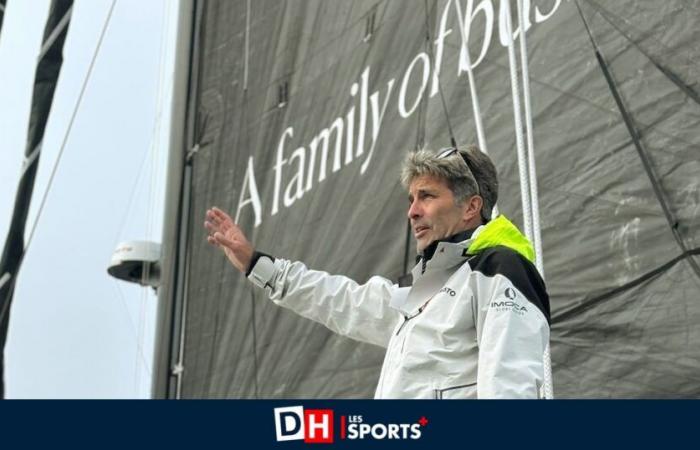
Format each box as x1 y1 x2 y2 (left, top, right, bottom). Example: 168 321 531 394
407 198 422 220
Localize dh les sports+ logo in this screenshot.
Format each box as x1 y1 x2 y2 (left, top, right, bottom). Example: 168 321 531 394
273 406 427 443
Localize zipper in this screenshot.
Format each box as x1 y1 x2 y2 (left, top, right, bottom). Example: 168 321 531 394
435 382 477 399
395 316 410 336
394 298 432 336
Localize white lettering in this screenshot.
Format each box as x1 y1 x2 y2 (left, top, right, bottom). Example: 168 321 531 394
499 0 518 46
244 2 565 224
271 127 293 216
283 146 306 207
387 424 400 439
360 77 396 174
359 423 371 438
398 52 430 118
371 424 388 439
235 156 262 227
356 67 369 157
307 414 330 439
309 117 344 184
430 0 454 97
410 423 422 439
535 0 561 22
458 0 495 72
346 84 357 165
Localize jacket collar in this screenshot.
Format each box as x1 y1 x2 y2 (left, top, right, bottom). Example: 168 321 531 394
418 228 476 264
411 215 535 278
412 228 479 279
393 216 535 316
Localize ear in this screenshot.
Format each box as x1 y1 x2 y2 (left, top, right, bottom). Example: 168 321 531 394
462 195 483 223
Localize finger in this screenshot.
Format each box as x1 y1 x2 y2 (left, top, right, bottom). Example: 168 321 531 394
207 235 221 247
204 220 218 233
212 207 233 223
210 213 233 233
206 210 222 225
214 231 236 249
205 220 225 237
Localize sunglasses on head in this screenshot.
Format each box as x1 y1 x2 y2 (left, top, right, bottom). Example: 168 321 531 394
436 147 481 196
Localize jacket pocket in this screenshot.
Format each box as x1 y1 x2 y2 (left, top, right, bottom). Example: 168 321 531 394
433 382 477 399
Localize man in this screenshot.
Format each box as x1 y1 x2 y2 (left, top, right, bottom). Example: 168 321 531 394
205 146 551 399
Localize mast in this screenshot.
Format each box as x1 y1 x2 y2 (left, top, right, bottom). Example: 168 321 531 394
151 0 196 399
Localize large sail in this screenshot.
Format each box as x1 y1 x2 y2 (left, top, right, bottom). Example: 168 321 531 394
0 0 73 399
154 0 700 398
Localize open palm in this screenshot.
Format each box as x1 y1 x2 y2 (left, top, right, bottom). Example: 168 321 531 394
205 207 254 273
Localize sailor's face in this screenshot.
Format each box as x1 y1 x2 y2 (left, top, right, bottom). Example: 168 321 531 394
407 175 467 252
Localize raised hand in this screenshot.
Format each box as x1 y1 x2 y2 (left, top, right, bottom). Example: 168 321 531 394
205 207 254 273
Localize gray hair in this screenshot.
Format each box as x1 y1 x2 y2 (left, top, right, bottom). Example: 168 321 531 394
400 146 499 221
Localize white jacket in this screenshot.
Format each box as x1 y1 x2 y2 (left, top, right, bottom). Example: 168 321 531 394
247 215 551 399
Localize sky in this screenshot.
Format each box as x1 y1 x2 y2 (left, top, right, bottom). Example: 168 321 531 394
0 0 177 398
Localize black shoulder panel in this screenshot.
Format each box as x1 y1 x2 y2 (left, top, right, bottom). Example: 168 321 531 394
468 246 551 324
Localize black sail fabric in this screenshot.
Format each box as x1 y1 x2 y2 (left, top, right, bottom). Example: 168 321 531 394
154 0 700 398
0 0 7 38
0 0 73 399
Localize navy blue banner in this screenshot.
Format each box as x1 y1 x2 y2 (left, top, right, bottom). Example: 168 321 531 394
0 400 697 448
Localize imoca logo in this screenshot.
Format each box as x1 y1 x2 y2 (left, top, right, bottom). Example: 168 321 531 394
273 406 425 443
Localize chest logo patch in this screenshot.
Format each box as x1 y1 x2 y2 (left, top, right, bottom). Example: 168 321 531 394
439 286 456 297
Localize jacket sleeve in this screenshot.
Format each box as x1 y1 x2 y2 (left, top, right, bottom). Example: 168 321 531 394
472 249 551 399
247 255 401 348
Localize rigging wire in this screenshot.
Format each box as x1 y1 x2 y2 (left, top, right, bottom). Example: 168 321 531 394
452 0 499 219
98 0 172 397
244 0 251 91
452 0 489 154
0 0 118 360
553 246 700 323
583 0 700 107
111 145 152 248
574 0 700 281
24 0 117 254
112 0 170 250
510 0 551 399
423 0 457 148
112 280 154 376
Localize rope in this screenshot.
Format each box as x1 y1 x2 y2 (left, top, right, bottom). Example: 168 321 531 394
502 0 533 243
513 0 551 397
516 0 544 276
